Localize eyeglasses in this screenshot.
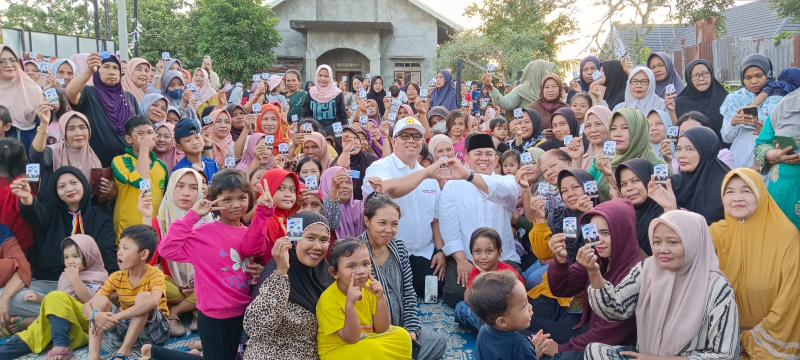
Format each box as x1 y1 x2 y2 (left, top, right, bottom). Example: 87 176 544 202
395 132 423 141
691 71 712 80
630 79 650 86
0 58 20 67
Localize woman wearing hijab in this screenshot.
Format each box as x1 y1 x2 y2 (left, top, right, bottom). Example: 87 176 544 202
566 106 610 170
647 52 686 98
675 60 728 145
332 127 378 200
0 235 109 360
299 132 334 172
613 159 663 256
755 91 800 229
529 74 568 132
720 54 783 169
528 199 640 358
121 57 151 102
0 45 45 150
161 70 192 120
507 108 544 152
49 58 77 88
527 168 602 321
587 108 668 201
189 68 219 119
584 210 739 360
140 93 169 127
611 67 666 114
646 109 673 159
358 192 448 360
28 111 105 202
366 75 388 114
243 211 333 360
567 56 602 103
668 127 730 224
303 65 346 128
319 166 364 239
592 60 627 111
429 70 458 111
66 52 140 167
537 108 579 152
483 60 556 116
208 108 235 169
154 123 183 172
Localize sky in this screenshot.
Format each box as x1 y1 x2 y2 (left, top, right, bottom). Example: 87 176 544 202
0 0 754 61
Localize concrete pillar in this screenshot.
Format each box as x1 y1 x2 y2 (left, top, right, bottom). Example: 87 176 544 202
305 56 317 84
369 56 381 79
116 0 129 61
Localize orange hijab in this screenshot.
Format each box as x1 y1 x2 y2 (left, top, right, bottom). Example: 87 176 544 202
256 103 290 156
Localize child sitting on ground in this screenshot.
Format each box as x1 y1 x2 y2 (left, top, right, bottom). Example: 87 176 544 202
82 225 169 360
470 271 545 360
316 238 412 360
455 228 526 330
0 235 107 360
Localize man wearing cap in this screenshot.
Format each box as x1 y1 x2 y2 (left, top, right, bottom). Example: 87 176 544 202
171 117 218 184
363 117 448 298
439 133 521 307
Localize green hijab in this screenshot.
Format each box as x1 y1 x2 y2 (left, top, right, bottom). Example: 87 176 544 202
593 108 669 200
513 60 557 104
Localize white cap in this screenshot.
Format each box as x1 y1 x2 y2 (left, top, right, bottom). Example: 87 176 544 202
392 117 425 137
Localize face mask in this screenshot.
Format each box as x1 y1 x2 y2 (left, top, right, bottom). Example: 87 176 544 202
166 88 184 99
431 121 447 135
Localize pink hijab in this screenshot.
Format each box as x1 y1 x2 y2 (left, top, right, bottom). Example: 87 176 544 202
209 109 233 166
637 210 725 356
319 166 364 238
308 65 341 104
49 112 101 180
57 235 108 300
0 45 44 130
303 132 333 171
235 133 273 171
581 106 611 169
193 68 217 104
154 123 184 172
121 57 151 101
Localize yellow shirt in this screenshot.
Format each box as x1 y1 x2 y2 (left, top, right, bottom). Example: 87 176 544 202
97 265 169 317
111 147 167 241
316 281 377 357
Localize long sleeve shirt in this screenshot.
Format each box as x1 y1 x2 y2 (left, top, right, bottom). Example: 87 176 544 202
586 263 739 360
719 90 782 169
440 174 520 263
158 208 270 318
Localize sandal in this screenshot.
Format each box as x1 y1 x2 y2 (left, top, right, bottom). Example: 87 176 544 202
168 317 186 337
45 348 74 360
111 354 129 360
8 316 32 334
189 315 198 332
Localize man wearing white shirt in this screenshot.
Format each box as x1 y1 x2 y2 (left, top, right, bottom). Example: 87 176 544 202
439 133 521 307
363 117 447 298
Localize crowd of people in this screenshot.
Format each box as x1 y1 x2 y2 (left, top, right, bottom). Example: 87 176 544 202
0 41 799 360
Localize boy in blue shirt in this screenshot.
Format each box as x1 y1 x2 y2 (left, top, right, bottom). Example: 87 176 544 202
469 271 543 360
171 117 218 184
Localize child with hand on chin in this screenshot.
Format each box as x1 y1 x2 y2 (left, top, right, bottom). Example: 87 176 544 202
316 238 412 360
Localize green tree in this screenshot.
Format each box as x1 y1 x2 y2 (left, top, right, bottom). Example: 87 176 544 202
769 0 800 23
1 0 116 41
674 0 734 36
187 0 282 83
434 30 498 82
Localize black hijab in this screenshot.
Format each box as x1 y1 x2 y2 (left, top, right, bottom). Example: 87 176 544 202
508 108 543 151
21 166 117 280
614 159 663 256
669 127 730 225
675 60 728 146
366 76 387 115
256 211 333 313
226 104 247 141
548 168 602 264
537 108 580 151
331 126 379 200
601 60 628 110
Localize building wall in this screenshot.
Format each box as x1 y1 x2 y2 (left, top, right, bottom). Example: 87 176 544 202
270 0 440 85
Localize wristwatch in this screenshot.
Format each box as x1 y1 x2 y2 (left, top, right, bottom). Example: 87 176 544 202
203 145 213 150
466 170 475 182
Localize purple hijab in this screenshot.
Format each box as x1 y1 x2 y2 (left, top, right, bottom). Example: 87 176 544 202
368 118 385 158
92 55 135 134
320 166 364 238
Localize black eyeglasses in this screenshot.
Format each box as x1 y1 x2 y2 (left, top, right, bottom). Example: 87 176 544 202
0 58 20 67
691 71 711 80
630 79 650 86
395 132 423 141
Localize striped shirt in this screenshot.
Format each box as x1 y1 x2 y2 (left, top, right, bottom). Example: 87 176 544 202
585 262 739 360
97 264 169 317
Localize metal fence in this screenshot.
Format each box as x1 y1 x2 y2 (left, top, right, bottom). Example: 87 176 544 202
669 33 799 85
1 28 116 59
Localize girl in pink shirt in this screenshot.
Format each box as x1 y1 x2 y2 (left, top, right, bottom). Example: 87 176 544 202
447 110 468 162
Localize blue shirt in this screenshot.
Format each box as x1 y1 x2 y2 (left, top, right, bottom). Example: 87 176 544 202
475 324 538 360
172 156 219 185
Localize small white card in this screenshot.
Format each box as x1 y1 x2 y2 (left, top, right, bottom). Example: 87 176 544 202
359 115 368 126
582 223 600 246
224 157 236 168
466 81 472 87
305 175 318 194
359 88 367 99
202 115 213 125
291 114 298 123
513 108 523 119
365 73 372 79
603 141 616 158
252 103 262 115
563 217 577 238
302 123 312 133
666 126 679 141
38 61 50 73
45 88 59 105
420 88 428 98
252 74 261 82
26 164 40 182
56 78 65 85
278 143 289 154
264 135 274 147
429 79 436 87
342 76 348 82
487 63 495 72
139 178 152 196
654 164 669 184
573 71 580 80
461 99 469 107
592 70 602 82
350 102 358 111
583 180 598 199
563 135 574 145
332 123 343 137
348 170 361 179
161 52 170 61
537 182 550 196
387 112 397 123
520 152 533 167
29 52 39 60
617 48 628 58
186 83 196 92
287 218 303 241
262 72 269 80
99 51 110 59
